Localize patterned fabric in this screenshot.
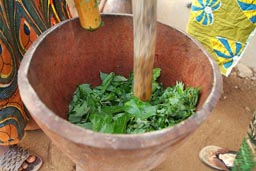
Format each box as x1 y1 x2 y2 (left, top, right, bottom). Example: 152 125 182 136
211 37 245 69
191 0 222 26
187 0 256 76
0 0 71 145
237 0 256 26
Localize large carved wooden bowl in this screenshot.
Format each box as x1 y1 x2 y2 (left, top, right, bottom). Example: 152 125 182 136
18 14 222 171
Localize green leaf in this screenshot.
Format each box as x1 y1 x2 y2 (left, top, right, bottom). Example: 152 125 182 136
79 84 92 93
100 72 108 81
124 97 156 119
73 102 89 116
175 82 184 94
89 113 113 133
100 123 114 133
68 114 82 123
98 72 115 94
101 106 124 114
153 68 161 81
113 113 130 133
77 122 93 130
113 75 127 82
151 68 162 93
101 93 116 102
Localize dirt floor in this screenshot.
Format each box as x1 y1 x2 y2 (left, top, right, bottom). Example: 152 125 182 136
19 68 256 171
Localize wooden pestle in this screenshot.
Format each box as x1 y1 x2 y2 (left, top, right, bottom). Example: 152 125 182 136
133 0 157 101
74 0 157 101
74 0 102 30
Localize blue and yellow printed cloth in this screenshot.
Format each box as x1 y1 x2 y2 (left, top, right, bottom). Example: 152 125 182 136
187 0 256 76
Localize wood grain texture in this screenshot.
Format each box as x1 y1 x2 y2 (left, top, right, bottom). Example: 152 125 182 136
133 0 157 101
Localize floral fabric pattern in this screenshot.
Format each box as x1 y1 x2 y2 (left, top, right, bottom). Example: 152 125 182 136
187 0 255 76
191 0 222 26
237 0 256 26
211 37 245 73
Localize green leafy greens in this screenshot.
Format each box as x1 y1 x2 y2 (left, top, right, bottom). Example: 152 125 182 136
68 68 200 134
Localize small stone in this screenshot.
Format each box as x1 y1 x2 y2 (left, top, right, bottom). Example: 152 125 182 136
251 76 256 80
245 106 251 112
237 63 253 78
230 71 237 77
234 85 239 89
252 67 256 73
233 66 238 73
186 3 192 9
223 96 227 100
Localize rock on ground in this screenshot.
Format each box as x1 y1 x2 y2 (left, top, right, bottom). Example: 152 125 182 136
237 63 253 78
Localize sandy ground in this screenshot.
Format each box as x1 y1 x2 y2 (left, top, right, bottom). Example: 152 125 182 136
20 69 255 171
20 0 256 170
